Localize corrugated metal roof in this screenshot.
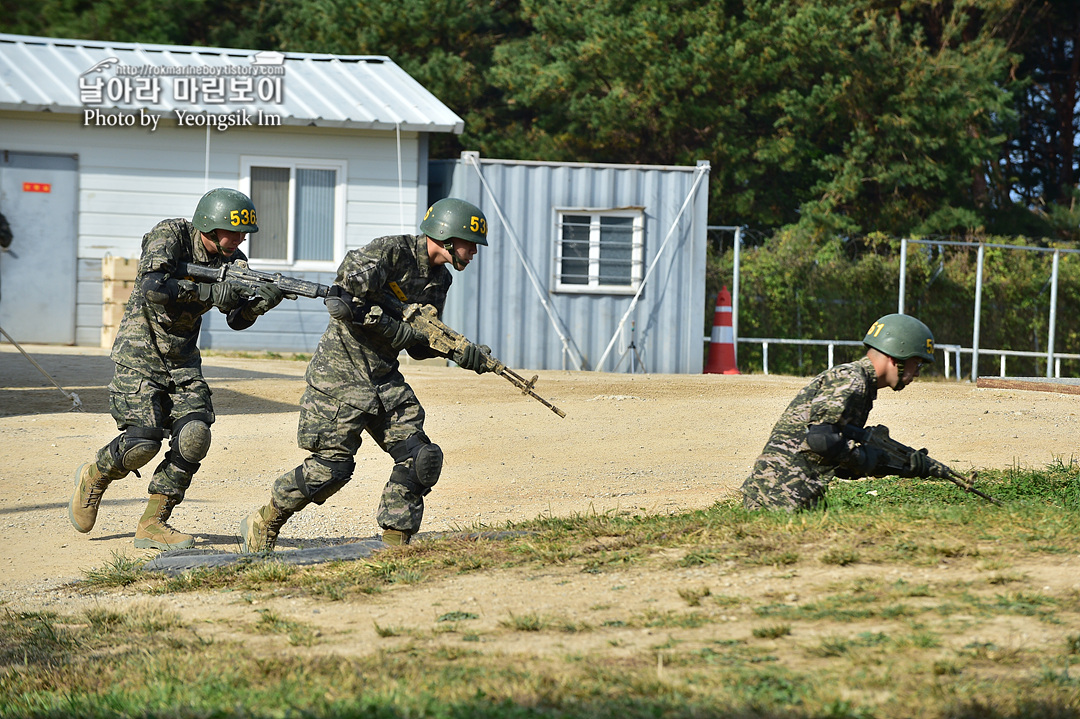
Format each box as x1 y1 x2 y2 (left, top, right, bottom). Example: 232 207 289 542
0 33 464 133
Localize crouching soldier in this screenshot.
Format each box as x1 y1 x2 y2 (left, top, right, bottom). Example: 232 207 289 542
239 198 493 551
741 313 936 511
69 188 285 549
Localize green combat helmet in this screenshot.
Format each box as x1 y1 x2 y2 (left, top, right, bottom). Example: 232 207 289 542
864 314 934 391
192 188 259 234
420 198 488 247
863 313 935 363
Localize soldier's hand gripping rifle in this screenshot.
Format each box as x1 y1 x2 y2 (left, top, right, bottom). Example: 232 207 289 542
365 302 567 418
174 260 331 300
841 424 1002 505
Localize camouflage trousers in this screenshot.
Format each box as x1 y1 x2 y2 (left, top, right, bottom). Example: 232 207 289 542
99 364 215 501
740 455 831 512
270 384 429 533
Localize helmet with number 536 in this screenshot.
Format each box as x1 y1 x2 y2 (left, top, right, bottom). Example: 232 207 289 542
192 188 259 234
420 197 488 246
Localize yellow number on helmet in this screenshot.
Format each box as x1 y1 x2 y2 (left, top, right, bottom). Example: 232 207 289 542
230 209 241 226
470 216 487 234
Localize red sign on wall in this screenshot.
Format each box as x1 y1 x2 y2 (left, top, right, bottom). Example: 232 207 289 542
23 182 51 193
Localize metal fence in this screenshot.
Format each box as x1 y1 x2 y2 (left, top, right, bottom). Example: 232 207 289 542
734 337 1080 379
709 227 1080 380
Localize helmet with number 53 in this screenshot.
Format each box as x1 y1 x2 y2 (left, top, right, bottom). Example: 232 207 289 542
420 197 488 246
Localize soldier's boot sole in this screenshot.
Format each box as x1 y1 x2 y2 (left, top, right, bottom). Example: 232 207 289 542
69 462 105 533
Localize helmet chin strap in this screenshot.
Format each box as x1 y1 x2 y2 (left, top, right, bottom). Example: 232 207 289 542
205 229 234 257
892 358 908 391
443 240 467 270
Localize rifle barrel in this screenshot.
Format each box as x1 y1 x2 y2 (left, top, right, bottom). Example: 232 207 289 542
499 368 566 418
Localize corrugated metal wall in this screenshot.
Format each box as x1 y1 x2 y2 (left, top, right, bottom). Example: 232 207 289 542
437 155 709 374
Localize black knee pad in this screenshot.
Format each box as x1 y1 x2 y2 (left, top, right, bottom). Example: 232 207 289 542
109 426 165 472
296 457 355 505
388 434 443 496
168 413 213 472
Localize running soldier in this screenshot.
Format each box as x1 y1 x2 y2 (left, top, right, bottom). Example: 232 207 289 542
69 188 285 549
741 313 936 511
239 197 492 551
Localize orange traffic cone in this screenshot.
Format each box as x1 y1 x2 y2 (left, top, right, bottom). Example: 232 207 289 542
704 286 739 374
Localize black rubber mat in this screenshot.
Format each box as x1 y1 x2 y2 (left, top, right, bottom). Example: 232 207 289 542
143 531 531 575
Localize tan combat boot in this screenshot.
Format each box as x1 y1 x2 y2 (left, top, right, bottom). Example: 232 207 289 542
381 529 413 546
239 501 293 553
69 462 112 533
134 494 194 550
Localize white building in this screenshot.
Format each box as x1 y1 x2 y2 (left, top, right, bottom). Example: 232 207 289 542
0 33 461 348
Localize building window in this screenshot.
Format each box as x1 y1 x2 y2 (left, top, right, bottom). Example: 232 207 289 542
240 157 346 269
554 209 644 294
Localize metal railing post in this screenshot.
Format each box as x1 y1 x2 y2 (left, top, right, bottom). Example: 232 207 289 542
732 226 742 368
971 244 984 381
1048 249 1059 378
898 238 907 314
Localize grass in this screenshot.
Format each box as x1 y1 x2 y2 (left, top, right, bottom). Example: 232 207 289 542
3 462 1079 718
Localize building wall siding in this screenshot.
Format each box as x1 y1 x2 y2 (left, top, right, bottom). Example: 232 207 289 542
1 110 428 349
435 156 709 374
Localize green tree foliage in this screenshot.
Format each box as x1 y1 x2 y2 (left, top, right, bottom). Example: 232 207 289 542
486 0 1019 238
237 0 529 159
2 0 1072 241
998 0 1080 240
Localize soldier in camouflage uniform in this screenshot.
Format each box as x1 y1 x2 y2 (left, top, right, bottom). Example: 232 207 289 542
239 197 492 551
69 188 285 550
741 314 936 511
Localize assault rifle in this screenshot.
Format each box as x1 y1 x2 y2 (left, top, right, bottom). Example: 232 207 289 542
366 303 567 418
174 260 331 300
842 424 1002 505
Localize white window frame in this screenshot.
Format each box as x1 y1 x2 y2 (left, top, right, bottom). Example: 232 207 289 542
552 207 645 295
239 155 347 272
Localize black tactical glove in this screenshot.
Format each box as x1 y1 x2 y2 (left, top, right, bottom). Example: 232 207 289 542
900 449 932 478
453 342 492 374
850 445 884 478
244 282 285 317
325 295 355 322
363 306 425 351
197 280 244 311
142 273 199 305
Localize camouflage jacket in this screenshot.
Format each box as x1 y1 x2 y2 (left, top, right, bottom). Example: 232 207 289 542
305 234 452 413
741 356 878 504
111 218 245 385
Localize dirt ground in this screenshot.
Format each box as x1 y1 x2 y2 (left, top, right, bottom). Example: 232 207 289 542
2 342 1078 657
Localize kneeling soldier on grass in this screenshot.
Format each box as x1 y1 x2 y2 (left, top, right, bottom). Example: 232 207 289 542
741 313 939 511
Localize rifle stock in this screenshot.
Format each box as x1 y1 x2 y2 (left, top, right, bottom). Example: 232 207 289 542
842 424 1001 505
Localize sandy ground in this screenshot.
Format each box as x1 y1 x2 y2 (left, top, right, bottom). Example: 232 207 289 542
1 342 1077 656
